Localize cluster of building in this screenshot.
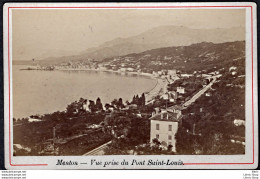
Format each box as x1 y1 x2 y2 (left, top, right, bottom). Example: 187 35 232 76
161 89 184 103
229 66 238 76
25 65 55 71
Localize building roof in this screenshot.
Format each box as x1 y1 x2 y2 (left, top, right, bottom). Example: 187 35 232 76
150 111 180 122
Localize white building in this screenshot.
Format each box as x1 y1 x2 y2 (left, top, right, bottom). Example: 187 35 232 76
168 69 177 77
108 107 114 112
169 98 175 102
150 110 182 152
177 87 185 94
161 91 178 102
180 74 193 78
229 66 237 72
233 119 245 126
164 56 173 60
205 92 212 97
152 71 159 77
232 71 237 76
151 107 160 117
119 68 126 73
28 117 42 123
83 100 91 112
127 68 134 72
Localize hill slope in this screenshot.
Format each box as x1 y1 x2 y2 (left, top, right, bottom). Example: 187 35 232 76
102 41 245 73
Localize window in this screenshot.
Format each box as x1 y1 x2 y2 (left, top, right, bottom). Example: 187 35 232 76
168 125 172 131
156 134 159 139
168 135 172 140
156 124 160 130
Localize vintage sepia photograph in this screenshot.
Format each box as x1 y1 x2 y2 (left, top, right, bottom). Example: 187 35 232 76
11 8 246 156
3 2 258 169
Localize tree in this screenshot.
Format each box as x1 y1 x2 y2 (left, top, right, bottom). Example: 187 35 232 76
151 138 162 153
66 102 76 115
131 94 140 105
23 118 29 124
96 97 103 111
152 138 161 146
79 98 85 104
136 95 139 105
125 100 130 105
140 93 146 106
111 99 118 107
168 144 173 151
105 103 110 111
118 98 124 109
111 98 125 109
132 95 136 104
88 100 97 113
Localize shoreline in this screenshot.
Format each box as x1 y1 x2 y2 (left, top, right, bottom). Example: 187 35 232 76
57 68 154 78
145 78 168 104
16 67 168 118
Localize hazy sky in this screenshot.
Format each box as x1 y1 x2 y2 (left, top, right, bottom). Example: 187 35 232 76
12 9 245 61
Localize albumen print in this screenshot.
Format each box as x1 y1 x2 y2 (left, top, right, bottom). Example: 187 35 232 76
3 2 258 169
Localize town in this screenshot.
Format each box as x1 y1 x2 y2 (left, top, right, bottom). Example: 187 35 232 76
13 41 245 156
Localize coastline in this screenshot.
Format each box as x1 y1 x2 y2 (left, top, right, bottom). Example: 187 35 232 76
57 68 153 78
145 78 168 104
18 66 168 107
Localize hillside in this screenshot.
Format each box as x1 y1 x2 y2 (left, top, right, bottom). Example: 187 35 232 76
102 41 245 73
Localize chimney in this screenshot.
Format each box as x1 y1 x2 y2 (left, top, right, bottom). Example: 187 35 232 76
161 113 163 120
152 111 155 117
167 113 169 120
155 108 160 114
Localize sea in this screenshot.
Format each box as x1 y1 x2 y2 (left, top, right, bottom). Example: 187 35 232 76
12 66 157 119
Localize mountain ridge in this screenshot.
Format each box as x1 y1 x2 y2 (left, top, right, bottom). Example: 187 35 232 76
13 25 245 66
79 25 244 60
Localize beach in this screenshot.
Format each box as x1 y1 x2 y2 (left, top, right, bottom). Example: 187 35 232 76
145 78 169 104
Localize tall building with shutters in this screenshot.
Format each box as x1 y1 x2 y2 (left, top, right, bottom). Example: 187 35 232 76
150 107 182 152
